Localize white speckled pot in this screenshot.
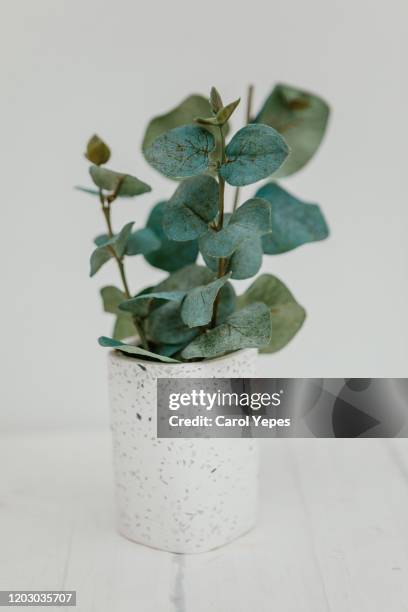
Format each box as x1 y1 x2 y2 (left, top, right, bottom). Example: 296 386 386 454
107 347 259 554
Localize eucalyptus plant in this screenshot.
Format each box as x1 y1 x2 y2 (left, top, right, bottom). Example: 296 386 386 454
77 84 330 363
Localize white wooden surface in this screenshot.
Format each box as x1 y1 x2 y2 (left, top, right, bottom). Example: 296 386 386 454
1 432 408 611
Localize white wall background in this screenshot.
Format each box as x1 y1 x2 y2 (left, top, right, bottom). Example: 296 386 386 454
1 0 407 431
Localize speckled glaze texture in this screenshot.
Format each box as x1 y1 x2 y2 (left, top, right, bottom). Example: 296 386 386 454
107 348 259 554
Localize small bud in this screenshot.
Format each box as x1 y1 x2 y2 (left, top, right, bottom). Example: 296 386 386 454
196 98 240 128
194 116 219 126
85 134 111 165
210 87 223 114
216 98 240 125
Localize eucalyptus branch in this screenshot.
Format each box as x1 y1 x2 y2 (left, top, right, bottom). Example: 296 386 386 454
98 186 149 349
82 82 329 362
232 84 254 212
99 188 130 297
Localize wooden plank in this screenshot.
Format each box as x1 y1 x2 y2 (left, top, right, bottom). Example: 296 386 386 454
0 433 173 612
181 440 332 612
288 439 408 612
1 433 407 611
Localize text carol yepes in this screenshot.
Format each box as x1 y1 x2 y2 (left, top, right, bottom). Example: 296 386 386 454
169 415 291 428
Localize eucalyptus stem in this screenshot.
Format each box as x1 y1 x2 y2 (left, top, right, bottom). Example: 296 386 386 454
245 84 254 124
101 205 114 242
210 126 228 328
232 84 254 212
99 187 148 349
217 175 225 231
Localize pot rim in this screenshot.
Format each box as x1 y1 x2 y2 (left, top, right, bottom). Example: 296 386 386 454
108 343 257 367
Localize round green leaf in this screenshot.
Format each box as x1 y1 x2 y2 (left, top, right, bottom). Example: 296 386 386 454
220 124 289 186
237 274 306 352
155 343 186 358
255 83 330 177
154 264 214 293
163 176 219 241
119 290 186 314
142 95 214 153
142 94 229 179
89 166 151 197
90 245 112 277
181 303 272 360
119 286 155 319
180 274 231 328
147 301 199 345
216 282 236 324
144 202 199 272
144 125 215 179
90 222 134 276
199 198 271 258
229 237 263 280
112 315 136 341
112 222 134 258
98 336 179 363
94 222 134 256
125 228 161 256
94 234 110 246
100 286 127 314
255 182 329 254
100 286 135 340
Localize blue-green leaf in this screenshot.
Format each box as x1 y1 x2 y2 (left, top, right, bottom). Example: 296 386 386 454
112 222 134 257
94 234 110 246
237 274 306 352
219 124 289 186
89 222 134 276
181 303 272 360
181 274 231 328
101 286 128 315
163 176 219 241
129 265 234 343
90 245 113 276
144 202 199 272
199 198 271 258
142 94 228 180
255 83 330 177
217 282 236 324
100 286 135 340
154 264 214 292
120 286 155 319
142 95 214 153
75 186 100 196
89 166 151 196
155 343 186 357
125 227 161 256
98 336 179 363
119 290 186 313
147 301 199 345
229 237 263 280
144 125 215 179
200 249 218 274
112 316 136 341
256 182 329 254
202 235 263 280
